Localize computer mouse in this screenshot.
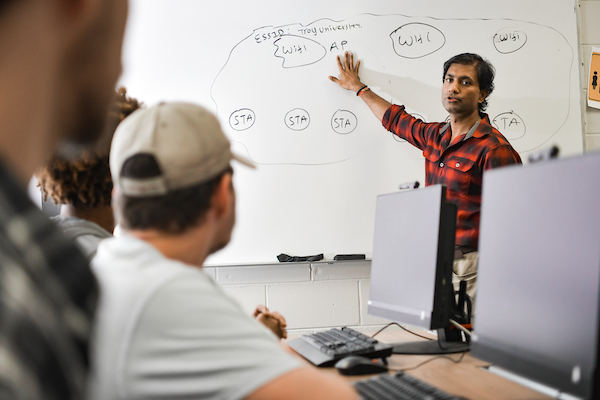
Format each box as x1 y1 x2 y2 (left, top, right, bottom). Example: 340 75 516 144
334 355 389 376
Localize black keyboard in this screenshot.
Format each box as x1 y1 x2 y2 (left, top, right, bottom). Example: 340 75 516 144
287 327 393 367
354 372 465 400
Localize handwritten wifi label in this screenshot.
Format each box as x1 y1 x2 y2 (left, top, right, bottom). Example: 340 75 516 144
493 28 527 54
273 35 327 68
389 23 445 59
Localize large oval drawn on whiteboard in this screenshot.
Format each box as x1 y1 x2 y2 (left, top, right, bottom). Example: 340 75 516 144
389 23 445 59
493 28 527 54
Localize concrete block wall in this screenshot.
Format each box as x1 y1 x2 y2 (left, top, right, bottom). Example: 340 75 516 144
204 261 388 334
580 0 600 151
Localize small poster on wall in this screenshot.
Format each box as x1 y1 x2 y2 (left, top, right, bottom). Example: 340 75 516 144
589 47 600 109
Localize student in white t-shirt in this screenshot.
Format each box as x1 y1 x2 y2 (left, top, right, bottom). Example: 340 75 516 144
88 102 359 400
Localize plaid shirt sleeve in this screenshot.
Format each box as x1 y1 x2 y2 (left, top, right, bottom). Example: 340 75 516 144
382 104 441 151
0 162 97 400
482 145 522 170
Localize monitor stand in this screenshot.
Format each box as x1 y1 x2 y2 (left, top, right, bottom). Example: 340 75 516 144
391 280 472 355
393 279 472 355
391 327 470 355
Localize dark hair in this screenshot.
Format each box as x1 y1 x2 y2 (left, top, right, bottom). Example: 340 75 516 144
442 53 495 115
36 87 142 209
115 155 233 234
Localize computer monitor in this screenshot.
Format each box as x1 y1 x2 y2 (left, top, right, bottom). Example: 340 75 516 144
367 184 469 354
472 152 600 399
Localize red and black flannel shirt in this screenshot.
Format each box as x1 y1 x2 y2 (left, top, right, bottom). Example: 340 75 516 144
382 104 522 249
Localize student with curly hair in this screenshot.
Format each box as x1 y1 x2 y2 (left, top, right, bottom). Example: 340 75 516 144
37 87 142 259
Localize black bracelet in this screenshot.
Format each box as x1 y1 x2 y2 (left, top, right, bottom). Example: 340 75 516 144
356 85 368 96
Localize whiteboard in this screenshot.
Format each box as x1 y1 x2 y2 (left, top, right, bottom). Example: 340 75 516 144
120 0 583 265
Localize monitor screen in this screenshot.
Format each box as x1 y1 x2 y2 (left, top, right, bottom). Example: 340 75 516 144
367 185 462 353
472 152 600 399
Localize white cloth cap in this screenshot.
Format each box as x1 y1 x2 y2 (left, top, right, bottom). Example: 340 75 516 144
110 102 254 196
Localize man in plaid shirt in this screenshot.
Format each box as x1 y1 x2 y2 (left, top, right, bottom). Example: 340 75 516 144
329 51 521 300
0 0 128 398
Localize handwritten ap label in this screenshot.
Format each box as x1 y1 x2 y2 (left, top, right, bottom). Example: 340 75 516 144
389 23 445 59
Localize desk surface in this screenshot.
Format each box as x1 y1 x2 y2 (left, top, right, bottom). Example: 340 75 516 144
292 329 553 400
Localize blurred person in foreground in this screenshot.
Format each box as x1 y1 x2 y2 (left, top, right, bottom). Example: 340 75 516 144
0 0 128 398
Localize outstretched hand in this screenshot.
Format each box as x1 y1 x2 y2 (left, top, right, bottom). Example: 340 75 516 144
329 51 391 121
254 304 288 339
329 51 364 93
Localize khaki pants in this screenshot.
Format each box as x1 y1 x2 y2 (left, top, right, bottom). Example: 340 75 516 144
452 251 478 308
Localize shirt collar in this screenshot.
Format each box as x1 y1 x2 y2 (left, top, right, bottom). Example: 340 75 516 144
439 117 483 142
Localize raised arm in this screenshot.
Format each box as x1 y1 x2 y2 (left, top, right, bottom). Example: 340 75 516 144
328 51 392 122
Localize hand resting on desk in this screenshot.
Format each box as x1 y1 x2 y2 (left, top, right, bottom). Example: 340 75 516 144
254 304 288 339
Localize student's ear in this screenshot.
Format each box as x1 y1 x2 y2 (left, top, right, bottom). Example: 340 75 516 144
212 172 233 217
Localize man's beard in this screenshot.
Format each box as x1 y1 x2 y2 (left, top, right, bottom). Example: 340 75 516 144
208 208 236 256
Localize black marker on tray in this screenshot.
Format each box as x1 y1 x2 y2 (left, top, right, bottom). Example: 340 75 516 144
334 254 366 261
